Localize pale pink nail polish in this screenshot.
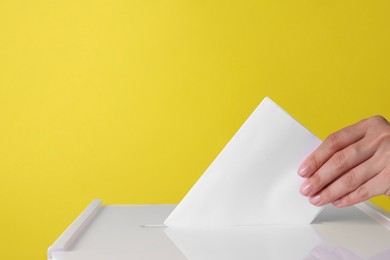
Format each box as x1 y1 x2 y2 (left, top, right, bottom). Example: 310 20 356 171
300 181 311 196
310 195 321 205
298 166 309 177
333 199 341 207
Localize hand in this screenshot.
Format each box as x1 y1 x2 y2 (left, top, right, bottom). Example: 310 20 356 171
297 116 390 207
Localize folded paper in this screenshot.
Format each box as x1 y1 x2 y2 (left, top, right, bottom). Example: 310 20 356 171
165 97 323 227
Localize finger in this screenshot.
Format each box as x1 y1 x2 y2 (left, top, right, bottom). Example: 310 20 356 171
308 154 382 206
300 138 376 197
298 121 366 178
332 168 390 207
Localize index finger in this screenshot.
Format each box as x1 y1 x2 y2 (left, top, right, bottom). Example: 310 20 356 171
298 120 366 178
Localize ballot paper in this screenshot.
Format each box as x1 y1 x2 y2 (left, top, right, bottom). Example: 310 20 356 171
165 97 323 227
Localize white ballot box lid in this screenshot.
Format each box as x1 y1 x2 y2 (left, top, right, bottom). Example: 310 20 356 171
48 200 390 260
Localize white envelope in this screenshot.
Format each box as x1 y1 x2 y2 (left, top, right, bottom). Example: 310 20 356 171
165 97 323 227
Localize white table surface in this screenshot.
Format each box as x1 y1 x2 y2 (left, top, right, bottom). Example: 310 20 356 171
49 202 390 260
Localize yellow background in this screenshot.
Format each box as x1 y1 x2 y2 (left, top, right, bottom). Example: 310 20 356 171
1 0 390 259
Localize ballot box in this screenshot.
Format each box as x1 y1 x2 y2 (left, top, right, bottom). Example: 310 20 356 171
48 200 390 260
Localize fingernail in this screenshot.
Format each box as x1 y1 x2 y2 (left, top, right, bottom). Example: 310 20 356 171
300 180 311 196
310 195 321 205
333 199 341 207
298 166 309 177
